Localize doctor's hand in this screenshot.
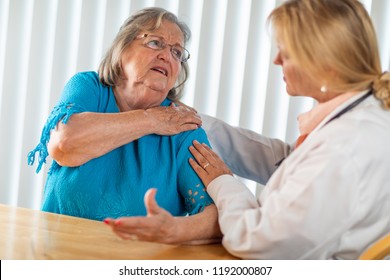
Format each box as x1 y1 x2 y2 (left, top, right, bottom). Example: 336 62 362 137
104 188 178 244
189 140 233 187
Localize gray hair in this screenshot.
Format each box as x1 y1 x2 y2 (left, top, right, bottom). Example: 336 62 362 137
98 7 191 101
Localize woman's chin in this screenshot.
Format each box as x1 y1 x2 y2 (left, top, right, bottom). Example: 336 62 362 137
144 79 169 92
285 87 293 96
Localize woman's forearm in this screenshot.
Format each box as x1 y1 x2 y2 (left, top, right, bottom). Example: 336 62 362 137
172 204 222 245
48 110 154 166
48 106 202 167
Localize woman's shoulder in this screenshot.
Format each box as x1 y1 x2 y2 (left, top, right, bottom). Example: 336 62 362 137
68 71 102 87
174 126 210 147
64 71 110 97
59 71 114 111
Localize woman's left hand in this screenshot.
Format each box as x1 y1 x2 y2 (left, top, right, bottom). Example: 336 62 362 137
104 189 177 244
189 140 233 187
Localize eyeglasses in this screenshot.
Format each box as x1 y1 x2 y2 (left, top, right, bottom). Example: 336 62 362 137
136 33 190 63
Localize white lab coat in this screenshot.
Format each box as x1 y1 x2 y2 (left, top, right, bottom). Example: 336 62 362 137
201 92 390 259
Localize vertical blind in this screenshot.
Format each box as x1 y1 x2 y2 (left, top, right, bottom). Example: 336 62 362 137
0 0 389 210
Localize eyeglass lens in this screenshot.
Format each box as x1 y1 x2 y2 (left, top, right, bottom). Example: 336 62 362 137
141 34 190 62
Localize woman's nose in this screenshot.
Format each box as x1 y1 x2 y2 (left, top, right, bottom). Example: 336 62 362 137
273 52 282 65
157 47 172 61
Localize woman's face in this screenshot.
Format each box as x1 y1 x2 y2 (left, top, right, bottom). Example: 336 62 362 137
274 41 325 102
114 20 184 110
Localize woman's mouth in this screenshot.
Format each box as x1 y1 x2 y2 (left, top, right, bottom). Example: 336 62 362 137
151 67 168 76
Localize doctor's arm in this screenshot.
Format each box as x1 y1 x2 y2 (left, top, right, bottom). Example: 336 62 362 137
200 114 291 185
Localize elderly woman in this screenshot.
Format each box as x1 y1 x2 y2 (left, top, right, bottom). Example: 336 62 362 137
188 0 390 259
28 7 221 244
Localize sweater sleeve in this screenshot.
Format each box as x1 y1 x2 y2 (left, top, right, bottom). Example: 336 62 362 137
27 72 102 173
175 127 214 215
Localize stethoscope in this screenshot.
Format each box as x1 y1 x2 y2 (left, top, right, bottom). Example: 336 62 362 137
275 90 373 167
323 90 372 126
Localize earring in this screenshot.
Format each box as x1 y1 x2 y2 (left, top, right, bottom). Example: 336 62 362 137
320 85 327 93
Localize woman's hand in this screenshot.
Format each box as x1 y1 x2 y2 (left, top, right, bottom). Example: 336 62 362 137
104 189 178 244
174 100 198 113
189 140 233 187
146 103 202 135
104 188 222 244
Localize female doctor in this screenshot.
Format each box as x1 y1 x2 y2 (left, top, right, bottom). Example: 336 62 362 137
189 0 390 259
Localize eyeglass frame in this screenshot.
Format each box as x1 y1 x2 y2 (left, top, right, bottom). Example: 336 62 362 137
135 33 191 63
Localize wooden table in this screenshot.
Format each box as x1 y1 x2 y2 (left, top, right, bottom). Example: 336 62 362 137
0 204 237 260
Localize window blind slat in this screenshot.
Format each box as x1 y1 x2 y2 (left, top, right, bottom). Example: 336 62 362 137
179 0 204 106
101 0 131 56
193 0 228 116
0 0 34 206
18 0 59 209
239 0 275 132
371 0 390 70
216 0 252 126
77 0 107 72
0 0 10 112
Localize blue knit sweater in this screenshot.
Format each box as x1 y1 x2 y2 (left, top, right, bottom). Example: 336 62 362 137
28 71 213 221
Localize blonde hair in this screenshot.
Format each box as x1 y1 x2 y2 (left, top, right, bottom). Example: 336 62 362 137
98 7 191 101
268 0 390 109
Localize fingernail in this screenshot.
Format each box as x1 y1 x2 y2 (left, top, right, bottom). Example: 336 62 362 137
103 219 109 225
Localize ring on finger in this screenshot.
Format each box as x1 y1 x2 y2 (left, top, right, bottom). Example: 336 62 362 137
203 162 210 169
